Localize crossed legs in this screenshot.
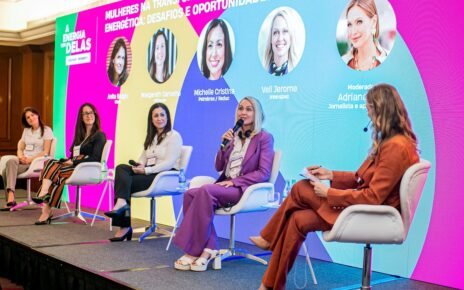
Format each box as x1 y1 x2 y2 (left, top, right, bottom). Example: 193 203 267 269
257 180 332 290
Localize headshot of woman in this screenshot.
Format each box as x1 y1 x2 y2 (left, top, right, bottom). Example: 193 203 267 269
32 103 106 225
0 107 53 210
259 7 305 76
338 0 396 71
199 18 234 81
107 38 129 86
149 30 173 84
250 84 419 290
173 96 274 272
104 103 183 241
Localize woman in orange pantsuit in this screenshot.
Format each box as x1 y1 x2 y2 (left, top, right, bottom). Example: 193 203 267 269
250 84 420 290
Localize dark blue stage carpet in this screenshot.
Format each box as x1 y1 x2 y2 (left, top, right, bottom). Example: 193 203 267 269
0 190 452 290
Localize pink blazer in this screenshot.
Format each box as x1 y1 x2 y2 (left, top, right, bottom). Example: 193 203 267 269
215 130 275 193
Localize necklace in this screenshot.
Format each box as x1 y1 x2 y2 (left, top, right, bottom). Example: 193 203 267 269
354 55 377 71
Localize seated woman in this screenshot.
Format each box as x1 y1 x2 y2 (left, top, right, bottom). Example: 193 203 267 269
173 96 275 271
250 84 420 290
0 107 53 210
104 103 182 242
32 103 106 225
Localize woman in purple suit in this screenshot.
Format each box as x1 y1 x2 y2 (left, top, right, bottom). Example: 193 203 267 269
173 96 275 272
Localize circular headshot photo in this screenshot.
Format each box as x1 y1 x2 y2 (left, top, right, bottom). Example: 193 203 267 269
197 19 235 81
258 7 306 76
107 37 132 86
336 0 397 71
147 28 177 84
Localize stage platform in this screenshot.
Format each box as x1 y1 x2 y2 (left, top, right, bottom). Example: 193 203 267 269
0 191 450 290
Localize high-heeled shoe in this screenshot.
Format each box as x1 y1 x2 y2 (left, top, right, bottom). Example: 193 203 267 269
109 227 132 242
35 214 53 225
174 255 198 271
104 204 130 218
249 236 270 250
0 201 17 211
190 248 220 271
32 194 51 205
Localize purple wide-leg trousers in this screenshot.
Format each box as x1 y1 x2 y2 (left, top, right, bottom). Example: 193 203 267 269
173 183 242 257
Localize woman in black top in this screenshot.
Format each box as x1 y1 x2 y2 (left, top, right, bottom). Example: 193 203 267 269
32 103 106 225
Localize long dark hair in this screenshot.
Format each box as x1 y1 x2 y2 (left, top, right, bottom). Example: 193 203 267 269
107 38 128 86
144 103 172 150
150 30 170 83
366 84 417 156
201 19 233 79
73 103 102 147
21 107 45 137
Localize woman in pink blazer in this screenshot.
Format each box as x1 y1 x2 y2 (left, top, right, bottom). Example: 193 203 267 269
173 96 275 272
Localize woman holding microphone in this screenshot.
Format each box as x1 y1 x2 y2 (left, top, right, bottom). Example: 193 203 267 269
173 96 275 272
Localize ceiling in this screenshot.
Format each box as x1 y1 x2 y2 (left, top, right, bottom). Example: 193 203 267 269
0 0 119 46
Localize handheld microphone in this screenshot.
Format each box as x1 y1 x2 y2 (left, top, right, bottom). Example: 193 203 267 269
221 119 244 148
363 121 371 132
128 160 140 166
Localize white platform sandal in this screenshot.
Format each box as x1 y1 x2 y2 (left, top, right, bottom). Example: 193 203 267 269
190 248 220 272
174 255 198 271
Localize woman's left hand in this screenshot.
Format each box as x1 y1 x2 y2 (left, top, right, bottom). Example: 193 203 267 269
311 181 329 198
216 180 234 188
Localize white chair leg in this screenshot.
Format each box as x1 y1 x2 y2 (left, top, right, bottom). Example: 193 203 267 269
108 179 113 231
11 179 37 211
77 212 88 224
302 242 318 284
51 211 74 221
219 214 268 267
64 201 71 213
166 204 183 251
77 185 105 222
91 180 108 226
139 198 156 242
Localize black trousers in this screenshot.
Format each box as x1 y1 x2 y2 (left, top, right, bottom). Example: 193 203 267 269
112 164 157 227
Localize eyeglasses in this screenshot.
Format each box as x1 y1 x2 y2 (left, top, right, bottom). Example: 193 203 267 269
82 112 94 117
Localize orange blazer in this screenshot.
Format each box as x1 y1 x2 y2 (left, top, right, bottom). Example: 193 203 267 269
318 134 419 225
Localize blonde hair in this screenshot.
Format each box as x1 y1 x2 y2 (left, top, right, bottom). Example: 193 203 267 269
346 0 379 39
263 8 298 71
366 84 417 156
235 96 265 136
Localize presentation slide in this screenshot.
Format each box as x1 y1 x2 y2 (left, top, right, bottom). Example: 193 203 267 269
52 0 462 288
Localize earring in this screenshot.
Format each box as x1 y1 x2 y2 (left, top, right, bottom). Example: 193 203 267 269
371 27 376 38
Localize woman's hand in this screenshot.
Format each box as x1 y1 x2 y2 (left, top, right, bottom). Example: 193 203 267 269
221 129 235 145
311 181 329 198
19 156 33 165
307 165 333 180
216 180 234 188
132 164 145 174
62 159 73 166
18 156 29 164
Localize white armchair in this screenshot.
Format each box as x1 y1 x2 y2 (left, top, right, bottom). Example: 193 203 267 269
190 150 282 266
51 140 113 224
322 159 431 289
13 138 58 211
132 145 193 244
